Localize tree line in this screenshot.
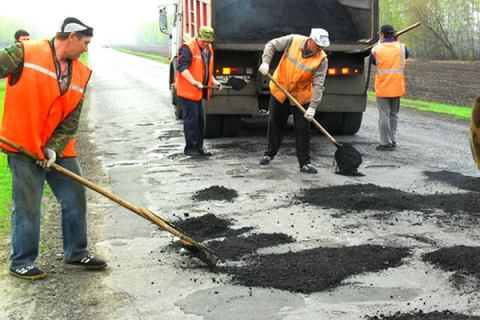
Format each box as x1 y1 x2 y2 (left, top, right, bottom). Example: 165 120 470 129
0 16 45 47
380 0 480 60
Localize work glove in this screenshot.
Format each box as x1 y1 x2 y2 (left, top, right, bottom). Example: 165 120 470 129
304 107 316 122
36 148 56 170
259 63 269 76
192 81 203 90
212 79 224 91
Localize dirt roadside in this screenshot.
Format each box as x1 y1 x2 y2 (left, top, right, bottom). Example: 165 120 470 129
0 101 121 320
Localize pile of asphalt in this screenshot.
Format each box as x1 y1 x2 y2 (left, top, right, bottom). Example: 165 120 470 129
424 170 480 193
215 0 358 43
368 311 480 319
423 246 480 280
298 183 479 216
173 214 410 293
192 186 238 202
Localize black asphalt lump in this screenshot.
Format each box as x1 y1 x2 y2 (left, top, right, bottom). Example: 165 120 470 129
298 183 480 216
192 185 238 202
423 246 480 280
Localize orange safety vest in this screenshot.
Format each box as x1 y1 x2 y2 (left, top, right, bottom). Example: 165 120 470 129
0 40 91 159
372 41 406 98
175 38 214 101
270 36 326 105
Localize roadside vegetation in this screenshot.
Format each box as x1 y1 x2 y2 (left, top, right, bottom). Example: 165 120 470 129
111 47 170 63
367 91 472 119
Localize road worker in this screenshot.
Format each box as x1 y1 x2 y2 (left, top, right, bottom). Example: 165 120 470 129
0 17 107 280
14 29 30 43
175 26 223 157
370 24 410 151
469 94 480 170
258 28 330 174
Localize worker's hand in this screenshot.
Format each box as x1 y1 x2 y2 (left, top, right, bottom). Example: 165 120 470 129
192 81 204 90
212 79 224 91
36 148 56 170
259 63 269 76
304 107 316 122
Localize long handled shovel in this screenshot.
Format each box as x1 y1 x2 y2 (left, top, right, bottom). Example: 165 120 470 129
0 136 219 266
266 73 362 175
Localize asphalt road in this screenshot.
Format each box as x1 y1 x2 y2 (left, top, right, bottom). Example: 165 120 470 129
82 44 480 319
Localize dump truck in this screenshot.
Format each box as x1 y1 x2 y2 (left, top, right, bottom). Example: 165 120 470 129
159 0 379 138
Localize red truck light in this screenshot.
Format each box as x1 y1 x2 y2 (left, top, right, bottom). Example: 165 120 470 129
215 68 245 75
327 68 362 76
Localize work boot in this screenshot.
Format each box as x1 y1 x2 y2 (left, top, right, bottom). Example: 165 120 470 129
376 144 394 151
64 254 107 270
392 142 397 149
260 155 273 165
300 164 318 174
9 266 46 280
198 150 213 156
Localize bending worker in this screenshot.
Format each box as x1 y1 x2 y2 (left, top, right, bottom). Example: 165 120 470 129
370 24 409 151
259 28 329 174
0 17 107 280
175 26 223 157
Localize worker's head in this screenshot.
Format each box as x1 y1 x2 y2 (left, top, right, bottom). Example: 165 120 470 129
379 24 395 40
55 17 94 60
197 26 214 49
14 30 30 43
308 28 330 53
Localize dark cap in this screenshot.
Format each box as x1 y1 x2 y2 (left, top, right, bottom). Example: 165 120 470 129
379 24 395 35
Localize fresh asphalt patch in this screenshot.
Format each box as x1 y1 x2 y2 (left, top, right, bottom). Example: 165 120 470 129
424 170 480 193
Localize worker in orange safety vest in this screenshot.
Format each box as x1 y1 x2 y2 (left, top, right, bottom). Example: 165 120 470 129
258 28 330 174
175 26 223 157
0 17 107 280
370 24 410 151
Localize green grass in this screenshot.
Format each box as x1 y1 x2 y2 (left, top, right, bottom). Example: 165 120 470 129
0 80 12 243
111 47 170 64
367 91 472 119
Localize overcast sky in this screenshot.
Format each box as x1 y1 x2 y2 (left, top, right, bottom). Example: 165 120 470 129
2 0 162 44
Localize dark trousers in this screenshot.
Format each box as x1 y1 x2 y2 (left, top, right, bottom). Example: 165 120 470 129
179 96 205 154
264 95 311 167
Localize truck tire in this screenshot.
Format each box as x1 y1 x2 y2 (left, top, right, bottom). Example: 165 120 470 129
339 112 363 135
220 115 242 137
314 112 344 135
203 100 221 138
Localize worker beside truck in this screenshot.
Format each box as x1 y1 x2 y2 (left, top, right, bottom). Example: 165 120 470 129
258 28 330 174
175 26 223 157
0 17 107 280
369 24 410 152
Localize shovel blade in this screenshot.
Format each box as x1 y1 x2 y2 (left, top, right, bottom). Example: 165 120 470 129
225 77 247 91
334 143 362 176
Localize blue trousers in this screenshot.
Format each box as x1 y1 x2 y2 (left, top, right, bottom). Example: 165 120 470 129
179 97 205 154
8 156 89 270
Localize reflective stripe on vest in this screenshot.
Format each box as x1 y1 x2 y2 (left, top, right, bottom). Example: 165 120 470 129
174 39 214 101
0 40 91 159
373 41 406 98
270 36 325 105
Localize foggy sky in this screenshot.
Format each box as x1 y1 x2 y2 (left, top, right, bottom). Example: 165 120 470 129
1 0 162 44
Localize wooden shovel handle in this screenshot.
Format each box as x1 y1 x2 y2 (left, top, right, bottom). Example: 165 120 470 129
363 22 421 52
266 73 340 147
204 85 233 90
0 136 201 246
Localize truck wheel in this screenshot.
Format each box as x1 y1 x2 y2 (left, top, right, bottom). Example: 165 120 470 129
314 112 344 135
203 100 221 138
339 112 363 135
171 84 182 119
220 115 242 137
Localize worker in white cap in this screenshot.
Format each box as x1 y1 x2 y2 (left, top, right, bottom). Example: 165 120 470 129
258 28 330 174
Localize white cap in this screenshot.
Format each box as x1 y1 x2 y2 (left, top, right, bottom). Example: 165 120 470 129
309 28 330 48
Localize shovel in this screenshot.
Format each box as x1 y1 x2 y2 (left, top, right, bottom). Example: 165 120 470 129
0 136 219 266
205 76 248 91
266 73 362 175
